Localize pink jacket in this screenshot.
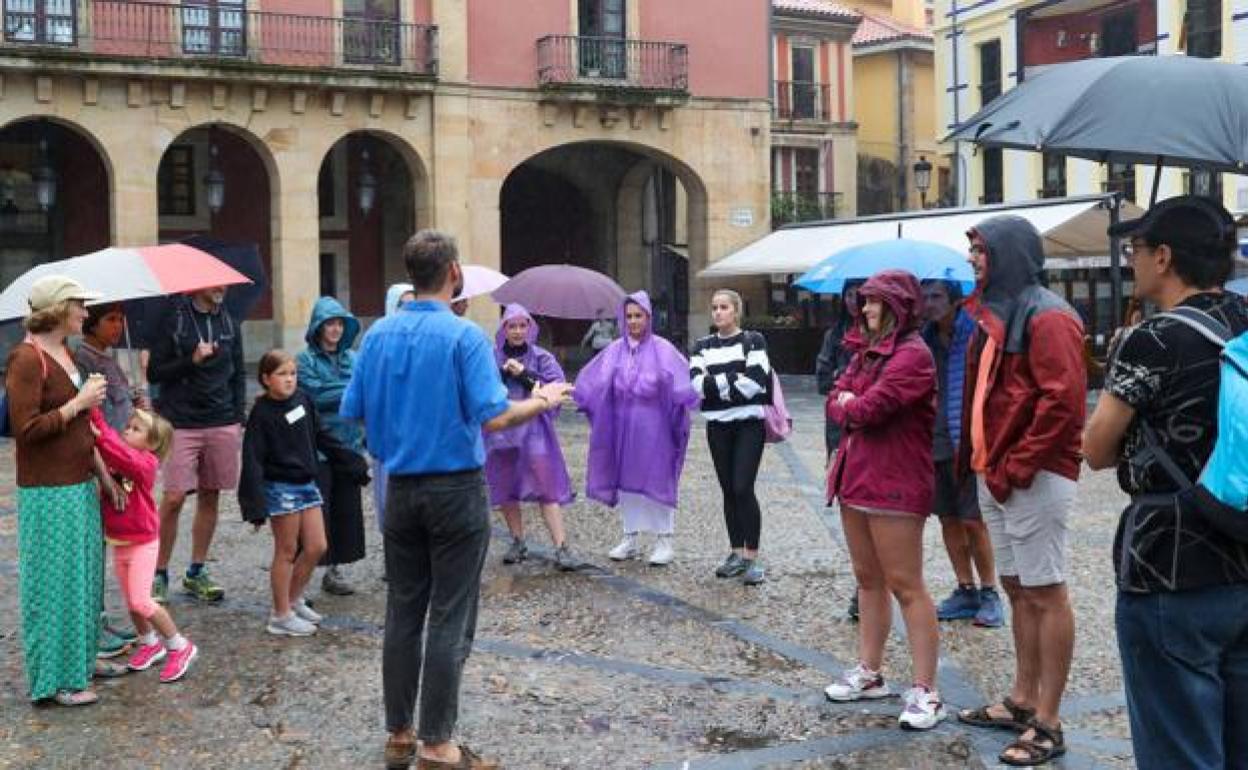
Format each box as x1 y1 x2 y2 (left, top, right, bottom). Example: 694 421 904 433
826 271 936 516
91 409 161 545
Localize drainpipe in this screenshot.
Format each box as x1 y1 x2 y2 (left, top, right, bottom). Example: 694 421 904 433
897 49 910 210
950 0 964 206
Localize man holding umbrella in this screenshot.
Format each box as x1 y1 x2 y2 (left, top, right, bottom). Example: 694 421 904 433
147 285 245 603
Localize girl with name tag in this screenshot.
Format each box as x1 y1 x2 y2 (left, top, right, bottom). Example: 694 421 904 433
238 350 370 637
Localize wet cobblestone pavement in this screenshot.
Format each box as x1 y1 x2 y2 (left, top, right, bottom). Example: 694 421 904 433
0 380 1135 769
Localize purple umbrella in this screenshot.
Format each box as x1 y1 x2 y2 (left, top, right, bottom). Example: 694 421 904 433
491 264 626 320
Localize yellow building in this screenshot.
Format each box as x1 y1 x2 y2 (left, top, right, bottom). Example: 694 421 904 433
850 0 950 213
934 0 1243 210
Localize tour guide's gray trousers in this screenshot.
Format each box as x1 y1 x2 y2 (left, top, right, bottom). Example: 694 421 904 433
382 469 491 742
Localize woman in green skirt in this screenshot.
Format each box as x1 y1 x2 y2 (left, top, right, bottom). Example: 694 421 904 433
5 276 109 705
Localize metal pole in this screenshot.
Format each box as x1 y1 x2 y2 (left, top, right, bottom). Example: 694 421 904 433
1108 193 1123 329
1149 156 1162 206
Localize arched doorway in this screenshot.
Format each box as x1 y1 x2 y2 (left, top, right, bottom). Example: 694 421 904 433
316 131 422 318
0 117 111 286
156 124 274 319
499 141 707 354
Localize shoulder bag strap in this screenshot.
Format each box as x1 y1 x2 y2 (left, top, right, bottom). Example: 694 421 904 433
1157 306 1232 348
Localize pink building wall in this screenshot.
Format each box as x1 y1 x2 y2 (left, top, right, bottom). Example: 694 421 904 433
468 0 568 87
641 0 768 99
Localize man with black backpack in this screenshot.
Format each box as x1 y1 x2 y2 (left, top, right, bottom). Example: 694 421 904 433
1084 195 1248 770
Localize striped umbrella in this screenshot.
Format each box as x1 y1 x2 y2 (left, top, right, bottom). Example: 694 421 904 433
0 244 251 322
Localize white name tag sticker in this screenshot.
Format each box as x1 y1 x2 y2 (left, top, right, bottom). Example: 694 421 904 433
285 405 307 425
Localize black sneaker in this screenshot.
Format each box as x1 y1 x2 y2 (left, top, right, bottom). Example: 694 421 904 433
502 537 528 565
552 544 578 572
715 552 747 578
847 592 860 622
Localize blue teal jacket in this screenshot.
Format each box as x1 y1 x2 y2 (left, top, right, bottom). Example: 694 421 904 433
297 296 364 455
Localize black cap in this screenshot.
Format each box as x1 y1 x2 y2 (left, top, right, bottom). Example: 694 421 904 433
1108 194 1237 251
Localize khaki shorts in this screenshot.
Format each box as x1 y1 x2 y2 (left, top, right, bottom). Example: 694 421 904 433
163 425 243 494
977 470 1076 587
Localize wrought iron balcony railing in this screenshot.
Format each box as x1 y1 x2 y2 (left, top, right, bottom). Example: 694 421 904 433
1 0 438 75
771 191 841 228
773 81 832 121
537 35 688 93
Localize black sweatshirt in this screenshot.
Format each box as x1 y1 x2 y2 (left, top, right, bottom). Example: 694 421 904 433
147 299 246 428
238 390 368 523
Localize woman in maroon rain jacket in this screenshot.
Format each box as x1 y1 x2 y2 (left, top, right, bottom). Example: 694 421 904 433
823 269 945 731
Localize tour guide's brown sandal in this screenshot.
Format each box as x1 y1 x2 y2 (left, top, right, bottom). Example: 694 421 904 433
415 744 500 770
999 717 1066 767
957 696 1035 731
384 732 417 770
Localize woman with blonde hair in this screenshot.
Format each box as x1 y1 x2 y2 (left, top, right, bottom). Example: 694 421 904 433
6 275 108 705
689 289 773 585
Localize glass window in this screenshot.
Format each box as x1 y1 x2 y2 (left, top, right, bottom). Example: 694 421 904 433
982 147 1003 204
1184 0 1221 58
979 40 1001 106
157 145 196 217
4 0 76 45
1042 154 1066 198
182 0 246 57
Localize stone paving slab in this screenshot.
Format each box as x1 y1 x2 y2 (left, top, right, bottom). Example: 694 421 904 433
0 380 1134 768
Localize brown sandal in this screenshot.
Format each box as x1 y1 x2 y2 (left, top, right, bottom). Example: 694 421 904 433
1000 718 1066 766
415 745 500 770
957 696 1035 731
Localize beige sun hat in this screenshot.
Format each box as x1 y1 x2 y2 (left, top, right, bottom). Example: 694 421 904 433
27 274 103 312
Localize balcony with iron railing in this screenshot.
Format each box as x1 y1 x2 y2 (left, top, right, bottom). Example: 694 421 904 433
1 1 438 76
773 81 832 122
536 35 688 97
771 190 841 229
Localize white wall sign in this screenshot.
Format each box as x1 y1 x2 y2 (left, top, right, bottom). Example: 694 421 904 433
730 207 754 228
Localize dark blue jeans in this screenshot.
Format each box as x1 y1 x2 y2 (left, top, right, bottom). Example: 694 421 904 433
382 470 491 743
1116 583 1248 770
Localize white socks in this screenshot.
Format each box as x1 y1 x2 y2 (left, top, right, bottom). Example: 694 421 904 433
164 634 188 651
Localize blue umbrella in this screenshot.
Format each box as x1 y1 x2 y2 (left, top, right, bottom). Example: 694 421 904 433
795 238 975 295
1227 277 1248 297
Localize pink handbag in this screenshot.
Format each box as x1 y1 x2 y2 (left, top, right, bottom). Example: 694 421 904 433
763 372 792 444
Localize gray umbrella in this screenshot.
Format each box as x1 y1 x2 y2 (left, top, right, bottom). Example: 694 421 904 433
946 55 1248 185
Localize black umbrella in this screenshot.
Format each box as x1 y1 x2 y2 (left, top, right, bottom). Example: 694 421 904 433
946 55 1248 203
122 236 267 349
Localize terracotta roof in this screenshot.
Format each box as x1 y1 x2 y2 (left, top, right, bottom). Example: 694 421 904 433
852 12 933 47
773 0 862 22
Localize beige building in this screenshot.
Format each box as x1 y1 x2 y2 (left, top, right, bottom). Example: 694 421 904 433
0 0 773 354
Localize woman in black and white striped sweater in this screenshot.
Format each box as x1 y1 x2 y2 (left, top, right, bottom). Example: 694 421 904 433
689 289 773 585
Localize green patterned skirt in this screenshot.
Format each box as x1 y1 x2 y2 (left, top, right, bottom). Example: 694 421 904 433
17 480 103 701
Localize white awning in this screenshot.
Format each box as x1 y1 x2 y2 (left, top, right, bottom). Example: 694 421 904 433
701 195 1146 278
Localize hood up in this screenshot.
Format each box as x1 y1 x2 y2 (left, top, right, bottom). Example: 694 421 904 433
967 215 1047 350
618 290 654 343
843 269 924 355
304 295 360 350
384 283 414 317
496 303 540 349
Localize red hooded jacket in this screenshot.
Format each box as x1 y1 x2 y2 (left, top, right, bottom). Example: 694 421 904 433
826 270 936 516
91 409 161 545
963 216 1085 504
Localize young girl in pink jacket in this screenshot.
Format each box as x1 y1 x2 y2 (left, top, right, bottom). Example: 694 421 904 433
90 408 198 683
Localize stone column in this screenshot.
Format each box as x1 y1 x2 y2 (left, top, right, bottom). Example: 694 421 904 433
270 147 322 352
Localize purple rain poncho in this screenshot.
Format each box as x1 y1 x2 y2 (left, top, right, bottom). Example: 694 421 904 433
483 304 574 507
574 291 698 513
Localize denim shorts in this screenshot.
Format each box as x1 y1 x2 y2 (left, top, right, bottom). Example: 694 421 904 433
264 480 323 517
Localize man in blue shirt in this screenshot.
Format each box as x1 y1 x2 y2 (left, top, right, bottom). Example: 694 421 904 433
342 230 571 770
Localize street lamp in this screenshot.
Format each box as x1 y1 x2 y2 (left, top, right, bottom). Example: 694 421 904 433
357 148 377 215
203 142 225 215
913 155 933 209
32 136 56 212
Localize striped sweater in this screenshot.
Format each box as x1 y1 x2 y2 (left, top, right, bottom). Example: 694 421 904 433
689 330 772 421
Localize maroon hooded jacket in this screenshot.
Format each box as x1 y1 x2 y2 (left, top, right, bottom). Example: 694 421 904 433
826 270 937 516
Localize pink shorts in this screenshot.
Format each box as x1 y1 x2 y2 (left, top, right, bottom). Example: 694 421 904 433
163 425 243 494
114 540 160 619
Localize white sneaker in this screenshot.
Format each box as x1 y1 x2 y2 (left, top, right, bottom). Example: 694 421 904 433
292 598 323 625
648 535 675 566
608 534 640 561
824 663 892 702
898 686 946 730
266 612 317 637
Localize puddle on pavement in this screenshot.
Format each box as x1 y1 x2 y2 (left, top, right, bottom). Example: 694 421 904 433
482 572 566 600
701 725 777 751
737 645 803 673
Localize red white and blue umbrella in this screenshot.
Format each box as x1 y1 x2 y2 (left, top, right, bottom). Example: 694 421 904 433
0 244 251 322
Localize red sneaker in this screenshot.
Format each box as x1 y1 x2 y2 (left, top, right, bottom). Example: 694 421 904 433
127 642 167 672
159 641 198 683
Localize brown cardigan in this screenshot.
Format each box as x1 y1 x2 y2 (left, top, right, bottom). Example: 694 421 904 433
5 342 95 488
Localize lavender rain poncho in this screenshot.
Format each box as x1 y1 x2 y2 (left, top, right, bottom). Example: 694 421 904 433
574 291 698 534
483 304 574 507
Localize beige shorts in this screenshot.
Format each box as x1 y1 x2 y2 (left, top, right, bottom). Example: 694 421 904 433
977 470 1076 587
163 425 243 494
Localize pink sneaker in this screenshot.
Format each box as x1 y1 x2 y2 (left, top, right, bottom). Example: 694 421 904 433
159 641 198 683
127 642 167 672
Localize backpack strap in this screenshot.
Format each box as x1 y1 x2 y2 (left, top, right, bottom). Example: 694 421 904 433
1157 306 1232 348
23 335 50 381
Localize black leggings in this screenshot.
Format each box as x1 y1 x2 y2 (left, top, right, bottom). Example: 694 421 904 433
706 418 765 551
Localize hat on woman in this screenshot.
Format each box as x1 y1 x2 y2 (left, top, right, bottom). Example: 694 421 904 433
27 275 102 312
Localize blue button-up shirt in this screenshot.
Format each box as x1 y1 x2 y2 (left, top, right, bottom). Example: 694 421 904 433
341 300 509 475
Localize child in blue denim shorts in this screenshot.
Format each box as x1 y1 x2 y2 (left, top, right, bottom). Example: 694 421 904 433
238 350 369 637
